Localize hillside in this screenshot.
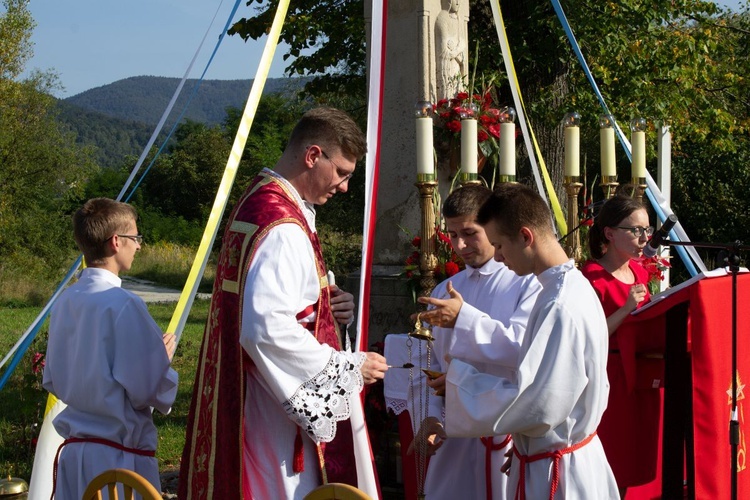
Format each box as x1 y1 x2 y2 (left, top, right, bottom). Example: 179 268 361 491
64 75 306 127
57 76 307 168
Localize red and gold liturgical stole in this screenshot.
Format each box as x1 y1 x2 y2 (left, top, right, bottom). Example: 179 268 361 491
178 172 354 499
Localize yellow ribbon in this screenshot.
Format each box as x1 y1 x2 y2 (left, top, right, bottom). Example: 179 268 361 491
167 0 292 338
490 0 568 236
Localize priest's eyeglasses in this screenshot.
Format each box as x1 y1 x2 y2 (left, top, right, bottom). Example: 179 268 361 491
321 150 354 183
616 226 654 238
111 234 144 244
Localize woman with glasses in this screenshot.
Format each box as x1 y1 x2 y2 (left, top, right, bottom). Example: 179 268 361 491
582 194 658 498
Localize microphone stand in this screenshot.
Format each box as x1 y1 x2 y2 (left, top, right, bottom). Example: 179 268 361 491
663 239 750 500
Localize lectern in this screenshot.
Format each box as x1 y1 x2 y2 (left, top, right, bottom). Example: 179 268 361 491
620 270 750 499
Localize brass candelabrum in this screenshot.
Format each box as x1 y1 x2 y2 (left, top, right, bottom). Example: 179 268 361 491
631 177 647 203
564 176 583 262
415 175 438 301
458 171 481 186
600 175 619 199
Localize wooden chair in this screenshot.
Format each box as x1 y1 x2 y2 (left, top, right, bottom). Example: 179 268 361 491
303 482 372 500
81 468 161 500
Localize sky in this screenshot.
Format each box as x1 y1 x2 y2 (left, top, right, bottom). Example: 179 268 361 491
23 0 290 97
21 0 747 99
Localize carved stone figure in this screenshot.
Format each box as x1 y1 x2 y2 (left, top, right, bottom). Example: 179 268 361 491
434 0 466 100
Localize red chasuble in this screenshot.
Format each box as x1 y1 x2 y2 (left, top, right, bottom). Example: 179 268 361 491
178 172 355 499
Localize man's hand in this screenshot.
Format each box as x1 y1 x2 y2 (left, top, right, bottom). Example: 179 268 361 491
360 351 388 385
407 416 447 457
414 281 464 329
163 332 176 361
426 372 447 397
330 285 355 325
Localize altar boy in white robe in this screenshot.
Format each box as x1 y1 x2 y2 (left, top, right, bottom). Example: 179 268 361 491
409 185 541 500
442 184 618 499
43 198 178 499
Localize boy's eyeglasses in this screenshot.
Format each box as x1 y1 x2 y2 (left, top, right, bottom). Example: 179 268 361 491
111 234 144 244
616 226 654 238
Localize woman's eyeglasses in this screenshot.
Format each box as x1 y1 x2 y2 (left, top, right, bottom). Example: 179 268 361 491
616 226 654 238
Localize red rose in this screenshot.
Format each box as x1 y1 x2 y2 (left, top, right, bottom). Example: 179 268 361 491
480 114 497 126
436 98 449 108
446 120 462 133
478 130 489 142
487 123 500 139
445 261 460 277
455 92 469 100
411 236 421 248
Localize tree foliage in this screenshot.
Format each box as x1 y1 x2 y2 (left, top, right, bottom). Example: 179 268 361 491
228 0 366 96
0 0 96 283
231 0 750 267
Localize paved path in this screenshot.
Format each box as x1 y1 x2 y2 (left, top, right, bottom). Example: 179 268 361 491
121 276 211 303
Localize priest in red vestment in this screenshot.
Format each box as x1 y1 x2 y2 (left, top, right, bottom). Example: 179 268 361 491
178 107 388 499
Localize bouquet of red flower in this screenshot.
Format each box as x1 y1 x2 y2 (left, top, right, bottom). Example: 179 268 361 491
403 227 465 301
640 254 672 295
433 90 507 170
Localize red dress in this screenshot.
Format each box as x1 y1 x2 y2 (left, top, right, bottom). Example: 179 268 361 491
581 259 661 488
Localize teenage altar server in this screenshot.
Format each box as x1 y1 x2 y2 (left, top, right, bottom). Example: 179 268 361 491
410 185 541 500
443 184 619 499
179 107 387 500
43 198 178 499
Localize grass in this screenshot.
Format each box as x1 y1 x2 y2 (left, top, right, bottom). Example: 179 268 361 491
0 299 210 482
123 242 217 293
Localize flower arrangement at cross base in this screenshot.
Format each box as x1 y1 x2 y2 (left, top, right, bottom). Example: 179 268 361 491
433 89 511 176
402 227 464 301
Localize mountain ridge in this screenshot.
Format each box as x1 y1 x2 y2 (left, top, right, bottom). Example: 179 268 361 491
57 75 307 168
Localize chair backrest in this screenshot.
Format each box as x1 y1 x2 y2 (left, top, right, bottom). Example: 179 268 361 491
81 468 162 500
303 482 372 500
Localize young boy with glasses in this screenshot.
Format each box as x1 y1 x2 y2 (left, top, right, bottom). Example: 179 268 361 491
43 197 178 499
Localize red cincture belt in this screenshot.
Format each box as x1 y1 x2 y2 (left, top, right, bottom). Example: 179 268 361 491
512 432 596 500
480 434 512 500
51 436 155 500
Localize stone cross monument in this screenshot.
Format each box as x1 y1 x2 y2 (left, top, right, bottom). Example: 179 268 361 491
354 0 470 344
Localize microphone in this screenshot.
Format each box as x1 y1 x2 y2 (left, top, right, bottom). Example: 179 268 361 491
643 214 678 258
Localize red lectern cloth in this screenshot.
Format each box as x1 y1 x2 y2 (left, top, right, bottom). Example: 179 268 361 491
621 273 750 498
690 273 750 499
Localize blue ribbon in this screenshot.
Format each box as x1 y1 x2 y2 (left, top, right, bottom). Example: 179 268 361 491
0 0 243 391
550 0 698 276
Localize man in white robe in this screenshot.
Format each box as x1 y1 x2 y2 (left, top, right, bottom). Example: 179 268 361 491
178 107 388 500
442 184 619 499
408 185 541 499
43 198 178 499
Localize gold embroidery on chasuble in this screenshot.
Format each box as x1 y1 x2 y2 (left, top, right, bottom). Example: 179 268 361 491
221 221 259 295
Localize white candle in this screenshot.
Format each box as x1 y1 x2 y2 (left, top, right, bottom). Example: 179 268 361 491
461 118 478 175
564 125 580 177
631 132 646 179
600 126 616 177
499 122 515 176
630 118 647 179
416 116 434 176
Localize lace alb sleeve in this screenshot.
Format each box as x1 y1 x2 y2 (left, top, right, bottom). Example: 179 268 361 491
283 351 366 442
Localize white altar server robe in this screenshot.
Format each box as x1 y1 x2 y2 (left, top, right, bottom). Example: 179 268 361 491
445 261 619 499
412 259 540 500
43 268 178 500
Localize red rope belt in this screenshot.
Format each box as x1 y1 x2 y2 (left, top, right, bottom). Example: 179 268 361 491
480 434 512 500
512 432 596 500
50 436 156 500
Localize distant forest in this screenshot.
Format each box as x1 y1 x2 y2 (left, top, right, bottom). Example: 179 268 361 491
56 76 308 168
